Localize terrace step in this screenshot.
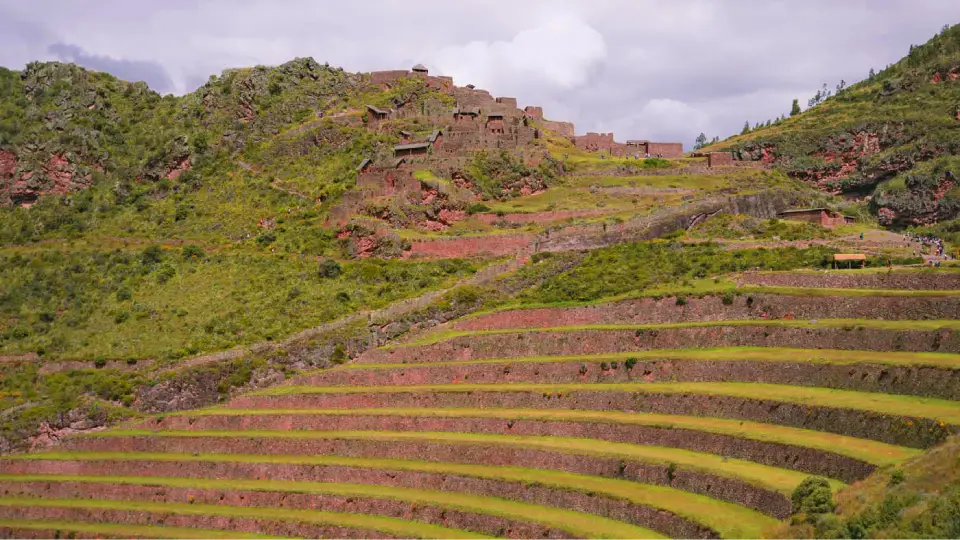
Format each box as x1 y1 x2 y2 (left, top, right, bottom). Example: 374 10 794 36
11 426 813 518
303 348 960 399
361 321 960 364
0 474 637 539
0 497 483 539
235 382 960 448
737 269 960 290
0 519 287 539
140 407 914 482
7 450 777 538
452 293 960 332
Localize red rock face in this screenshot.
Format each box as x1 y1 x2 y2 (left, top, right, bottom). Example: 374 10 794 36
0 149 15 178
165 157 191 180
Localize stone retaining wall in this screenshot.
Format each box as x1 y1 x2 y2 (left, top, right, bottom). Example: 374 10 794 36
8 455 713 538
0 506 387 539
304 359 960 400
738 271 960 290
224 391 952 448
137 414 874 483
0 480 561 539
453 294 960 331
359 326 960 365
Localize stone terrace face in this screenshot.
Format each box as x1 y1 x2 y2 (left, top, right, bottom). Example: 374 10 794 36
3 270 959 538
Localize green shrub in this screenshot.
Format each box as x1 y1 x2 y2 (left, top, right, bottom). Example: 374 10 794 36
721 292 735 305
141 245 163 265
114 311 130 324
791 476 836 517
256 231 277 246
889 469 906 486
93 358 107 369
335 291 350 302
624 357 637 370
115 286 132 302
182 245 205 260
330 343 347 364
318 258 342 278
466 202 491 215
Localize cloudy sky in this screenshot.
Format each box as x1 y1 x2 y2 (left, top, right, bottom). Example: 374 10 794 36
1 1 956 146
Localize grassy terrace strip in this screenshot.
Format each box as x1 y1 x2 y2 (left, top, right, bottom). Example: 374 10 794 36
394 319 960 347
471 284 960 315
6 452 776 538
0 474 661 540
250 382 960 424
21 428 837 493
0 497 488 540
160 407 920 465
329 347 960 370
0 518 290 539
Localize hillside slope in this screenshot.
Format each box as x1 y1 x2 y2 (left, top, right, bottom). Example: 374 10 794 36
703 23 960 227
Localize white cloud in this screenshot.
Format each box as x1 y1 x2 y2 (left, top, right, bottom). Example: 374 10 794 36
429 12 607 96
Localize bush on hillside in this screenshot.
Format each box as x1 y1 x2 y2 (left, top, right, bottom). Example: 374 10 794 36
792 476 836 518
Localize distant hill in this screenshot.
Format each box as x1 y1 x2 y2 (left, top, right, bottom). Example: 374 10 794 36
703 23 960 228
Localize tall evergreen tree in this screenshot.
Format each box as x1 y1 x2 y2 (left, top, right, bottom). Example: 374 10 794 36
790 99 801 116
741 121 750 135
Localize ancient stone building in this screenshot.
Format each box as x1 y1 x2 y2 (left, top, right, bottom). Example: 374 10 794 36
486 113 505 134
778 208 855 228
707 152 734 167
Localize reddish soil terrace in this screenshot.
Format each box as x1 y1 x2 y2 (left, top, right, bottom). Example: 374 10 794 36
452 294 960 332
137 414 875 483
358 327 960 365
0 481 566 539
405 234 534 259
738 271 960 290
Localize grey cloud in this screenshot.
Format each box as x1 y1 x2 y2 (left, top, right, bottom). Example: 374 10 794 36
48 43 175 94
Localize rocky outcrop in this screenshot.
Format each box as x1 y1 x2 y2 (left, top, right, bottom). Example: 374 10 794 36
1 150 95 206
872 170 960 226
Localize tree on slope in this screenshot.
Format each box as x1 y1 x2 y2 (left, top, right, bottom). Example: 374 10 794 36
694 133 707 150
790 99 801 116
741 121 750 135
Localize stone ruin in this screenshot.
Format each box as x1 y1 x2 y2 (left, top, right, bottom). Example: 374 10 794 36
573 133 684 159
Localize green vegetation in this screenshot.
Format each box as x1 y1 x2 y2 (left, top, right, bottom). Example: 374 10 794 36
0 473 663 540
775 434 960 538
688 214 835 241
0 247 477 360
21 448 777 538
62 426 838 492
0 497 486 540
334 346 960 370
705 24 960 223
515 242 836 304
250 381 960 424
397 318 960 347
0 519 288 539
164 408 918 465
791 477 836 517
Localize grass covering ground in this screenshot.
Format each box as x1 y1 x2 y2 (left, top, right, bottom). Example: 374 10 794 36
162 408 917 465
13 449 776 538
0 519 288 539
0 497 486 540
0 247 479 361
0 474 659 540
250 382 960 424
331 347 960 370
46 428 835 492
397 319 960 347
516 243 838 304
467 282 960 318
